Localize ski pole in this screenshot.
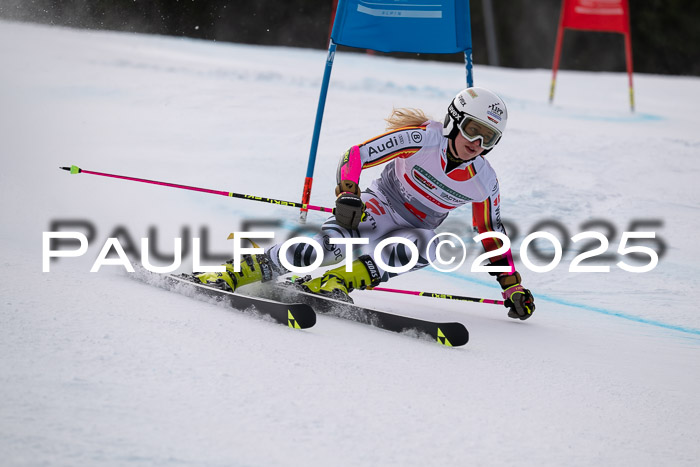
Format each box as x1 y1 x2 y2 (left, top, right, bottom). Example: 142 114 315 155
366 286 505 306
60 165 335 214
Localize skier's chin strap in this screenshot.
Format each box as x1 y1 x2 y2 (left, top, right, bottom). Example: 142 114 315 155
446 139 477 167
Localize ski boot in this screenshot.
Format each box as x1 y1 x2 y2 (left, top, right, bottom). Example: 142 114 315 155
195 252 281 292
300 255 382 302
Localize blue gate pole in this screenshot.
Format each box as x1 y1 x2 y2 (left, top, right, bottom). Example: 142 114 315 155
464 49 474 87
299 40 338 223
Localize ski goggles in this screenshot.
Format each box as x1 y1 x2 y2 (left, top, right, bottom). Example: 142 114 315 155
457 116 501 149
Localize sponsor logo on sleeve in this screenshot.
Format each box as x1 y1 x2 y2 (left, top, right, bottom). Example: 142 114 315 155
367 135 400 157
367 130 424 157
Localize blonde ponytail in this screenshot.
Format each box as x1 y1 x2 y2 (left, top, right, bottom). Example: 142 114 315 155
384 107 433 130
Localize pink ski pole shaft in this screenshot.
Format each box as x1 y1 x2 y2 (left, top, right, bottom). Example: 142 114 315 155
60 165 334 214
367 286 505 306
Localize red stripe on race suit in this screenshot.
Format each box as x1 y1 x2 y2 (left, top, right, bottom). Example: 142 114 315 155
365 198 386 216
403 173 456 210
403 202 427 220
472 198 508 263
439 156 477 181
362 148 420 169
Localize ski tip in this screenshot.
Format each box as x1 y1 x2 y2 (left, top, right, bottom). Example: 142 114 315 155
437 324 469 347
60 165 81 174
288 306 316 329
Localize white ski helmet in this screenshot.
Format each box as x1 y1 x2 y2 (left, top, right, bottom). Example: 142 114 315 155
443 87 508 154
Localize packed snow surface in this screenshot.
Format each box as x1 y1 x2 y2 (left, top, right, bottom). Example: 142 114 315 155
1 20 699 466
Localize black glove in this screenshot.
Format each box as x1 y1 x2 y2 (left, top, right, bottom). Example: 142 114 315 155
334 180 365 230
498 272 536 320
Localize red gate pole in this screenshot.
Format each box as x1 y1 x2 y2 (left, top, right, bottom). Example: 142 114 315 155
549 3 566 104
624 31 635 112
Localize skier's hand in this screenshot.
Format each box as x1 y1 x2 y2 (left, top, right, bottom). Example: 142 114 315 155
503 285 535 320
334 180 365 230
498 272 535 320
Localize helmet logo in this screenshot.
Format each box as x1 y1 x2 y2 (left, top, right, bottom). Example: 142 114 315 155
467 89 478 98
488 103 504 116
487 102 504 123
448 103 461 120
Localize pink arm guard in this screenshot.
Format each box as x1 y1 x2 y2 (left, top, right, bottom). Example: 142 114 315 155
337 145 362 185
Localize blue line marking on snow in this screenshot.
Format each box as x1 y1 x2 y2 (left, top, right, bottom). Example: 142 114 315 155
540 295 700 336
439 269 700 338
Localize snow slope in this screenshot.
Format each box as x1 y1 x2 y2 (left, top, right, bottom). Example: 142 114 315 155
1 20 699 466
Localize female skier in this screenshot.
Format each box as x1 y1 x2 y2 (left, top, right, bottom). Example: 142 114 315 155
196 87 535 320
